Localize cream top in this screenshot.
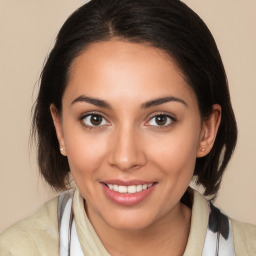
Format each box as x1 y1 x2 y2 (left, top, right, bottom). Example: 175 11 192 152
0 188 255 255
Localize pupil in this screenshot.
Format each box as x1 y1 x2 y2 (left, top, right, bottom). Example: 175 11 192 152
90 115 102 125
156 115 167 125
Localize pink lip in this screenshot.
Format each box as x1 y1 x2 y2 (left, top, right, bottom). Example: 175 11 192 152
101 181 157 207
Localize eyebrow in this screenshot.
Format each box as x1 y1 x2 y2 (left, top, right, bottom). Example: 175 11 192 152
71 95 111 109
141 96 188 108
71 95 187 109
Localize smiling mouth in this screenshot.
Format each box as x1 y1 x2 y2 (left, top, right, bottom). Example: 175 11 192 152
101 181 157 206
103 183 155 194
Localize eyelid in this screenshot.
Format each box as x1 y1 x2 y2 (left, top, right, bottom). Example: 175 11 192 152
80 111 110 128
145 112 177 127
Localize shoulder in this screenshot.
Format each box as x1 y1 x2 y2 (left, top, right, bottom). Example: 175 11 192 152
231 218 256 255
189 189 256 255
0 196 59 256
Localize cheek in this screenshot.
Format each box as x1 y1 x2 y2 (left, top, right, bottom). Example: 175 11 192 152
155 144 197 180
146 126 200 177
64 128 109 179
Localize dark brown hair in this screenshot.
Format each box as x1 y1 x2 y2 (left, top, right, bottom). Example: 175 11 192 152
32 0 237 199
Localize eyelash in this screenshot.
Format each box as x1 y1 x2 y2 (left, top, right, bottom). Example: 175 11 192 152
80 112 110 129
145 113 176 128
80 112 176 130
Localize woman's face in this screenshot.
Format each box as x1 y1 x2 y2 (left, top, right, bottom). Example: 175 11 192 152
51 40 218 231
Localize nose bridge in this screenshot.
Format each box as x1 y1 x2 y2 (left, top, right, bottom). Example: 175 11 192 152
108 123 146 170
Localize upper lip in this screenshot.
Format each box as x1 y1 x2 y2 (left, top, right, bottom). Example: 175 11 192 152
101 179 156 186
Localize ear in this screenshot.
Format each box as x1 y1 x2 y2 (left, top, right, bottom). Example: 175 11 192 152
197 104 221 157
50 104 67 156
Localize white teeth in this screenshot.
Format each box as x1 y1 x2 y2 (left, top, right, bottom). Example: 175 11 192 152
136 185 143 192
127 185 137 193
106 183 154 194
119 186 128 193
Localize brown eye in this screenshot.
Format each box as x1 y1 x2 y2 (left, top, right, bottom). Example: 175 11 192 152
155 115 168 126
147 114 175 127
82 114 108 127
90 115 102 125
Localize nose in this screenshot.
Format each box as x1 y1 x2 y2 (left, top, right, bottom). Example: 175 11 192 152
108 126 147 171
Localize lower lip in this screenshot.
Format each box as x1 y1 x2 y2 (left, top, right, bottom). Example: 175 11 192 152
101 183 156 206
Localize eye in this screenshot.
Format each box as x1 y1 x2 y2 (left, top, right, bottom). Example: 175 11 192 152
146 114 175 127
82 114 109 127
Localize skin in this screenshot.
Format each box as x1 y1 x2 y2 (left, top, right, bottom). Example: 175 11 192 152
51 40 221 256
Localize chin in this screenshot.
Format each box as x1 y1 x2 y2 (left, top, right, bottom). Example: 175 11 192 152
103 209 158 232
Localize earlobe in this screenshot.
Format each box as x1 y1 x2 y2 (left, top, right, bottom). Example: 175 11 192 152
197 104 221 157
50 104 67 156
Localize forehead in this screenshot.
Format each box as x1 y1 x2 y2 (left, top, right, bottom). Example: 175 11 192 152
64 40 197 107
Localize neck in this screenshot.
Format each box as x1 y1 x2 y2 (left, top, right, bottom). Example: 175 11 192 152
86 202 191 256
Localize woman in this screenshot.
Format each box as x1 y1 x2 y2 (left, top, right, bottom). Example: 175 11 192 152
0 0 255 255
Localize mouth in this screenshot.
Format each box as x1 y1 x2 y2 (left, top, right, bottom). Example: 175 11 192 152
101 181 157 206
103 183 154 194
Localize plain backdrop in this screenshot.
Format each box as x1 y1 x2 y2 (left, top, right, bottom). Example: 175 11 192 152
0 0 255 233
